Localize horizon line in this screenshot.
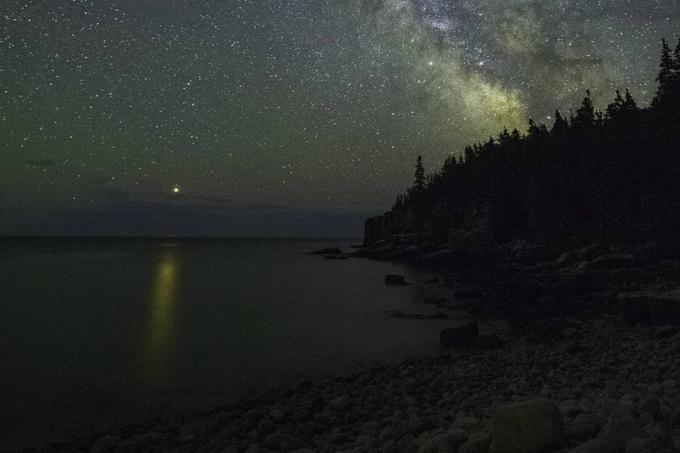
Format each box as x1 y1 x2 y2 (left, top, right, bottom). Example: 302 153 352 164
0 235 363 242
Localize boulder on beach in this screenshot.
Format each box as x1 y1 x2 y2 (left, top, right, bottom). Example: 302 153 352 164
440 321 479 349
324 254 349 260
387 310 449 320
489 398 565 453
385 274 409 285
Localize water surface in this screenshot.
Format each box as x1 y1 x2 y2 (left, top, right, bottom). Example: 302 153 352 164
0 239 452 450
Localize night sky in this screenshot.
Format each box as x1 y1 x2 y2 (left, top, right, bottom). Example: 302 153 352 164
2 1 679 237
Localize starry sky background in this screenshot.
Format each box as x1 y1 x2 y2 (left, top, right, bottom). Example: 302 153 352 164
1 0 679 237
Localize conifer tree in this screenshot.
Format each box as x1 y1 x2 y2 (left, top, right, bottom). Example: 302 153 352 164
393 194 404 210
624 89 638 112
378 38 680 245
464 146 475 162
652 39 674 107
498 128 511 146
413 155 425 193
573 90 595 128
528 118 540 136
527 118 549 141
606 90 625 120
595 110 604 126
608 89 639 122
552 110 569 136
671 39 680 109
442 154 457 175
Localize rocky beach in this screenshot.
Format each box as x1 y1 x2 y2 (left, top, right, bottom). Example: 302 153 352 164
28 237 680 453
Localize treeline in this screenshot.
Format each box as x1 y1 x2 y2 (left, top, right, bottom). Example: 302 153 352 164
388 39 680 244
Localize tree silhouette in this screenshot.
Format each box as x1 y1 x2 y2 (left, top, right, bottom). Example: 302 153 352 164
368 38 680 247
413 155 425 193
624 89 638 111
669 38 680 117
573 90 595 129
552 110 569 138
606 90 625 120
652 38 675 109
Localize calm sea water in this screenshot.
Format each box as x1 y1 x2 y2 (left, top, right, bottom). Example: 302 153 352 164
0 239 452 450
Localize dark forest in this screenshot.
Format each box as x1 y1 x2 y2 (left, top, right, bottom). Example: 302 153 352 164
368 39 680 248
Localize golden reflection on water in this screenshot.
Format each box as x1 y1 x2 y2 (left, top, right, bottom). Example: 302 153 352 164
141 246 180 381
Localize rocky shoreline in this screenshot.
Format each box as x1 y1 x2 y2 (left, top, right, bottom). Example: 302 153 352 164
32 312 680 453
29 240 680 453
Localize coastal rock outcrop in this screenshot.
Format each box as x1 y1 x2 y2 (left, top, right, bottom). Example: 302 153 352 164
385 274 409 286
364 213 398 247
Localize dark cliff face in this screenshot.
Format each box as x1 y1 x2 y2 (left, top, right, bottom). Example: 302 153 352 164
364 212 397 246
363 208 426 247
363 216 383 247
363 201 489 248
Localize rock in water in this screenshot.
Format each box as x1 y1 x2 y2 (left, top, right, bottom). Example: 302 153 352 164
489 398 565 453
324 254 349 260
308 247 342 255
387 310 449 320
440 322 479 349
385 274 409 285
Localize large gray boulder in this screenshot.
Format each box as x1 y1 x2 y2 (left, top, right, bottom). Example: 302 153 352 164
489 399 565 453
385 274 409 286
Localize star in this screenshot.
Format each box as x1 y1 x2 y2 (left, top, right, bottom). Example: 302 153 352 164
1 0 678 236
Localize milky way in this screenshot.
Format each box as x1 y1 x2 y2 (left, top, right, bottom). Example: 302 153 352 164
1 1 678 235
